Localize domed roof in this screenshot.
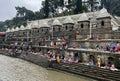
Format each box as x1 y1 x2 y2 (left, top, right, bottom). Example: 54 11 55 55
78 13 89 22
52 19 62 26
6 28 10 33
40 21 50 28
11 28 15 32
97 7 111 18
19 25 25 31
9 29 12 32
14 27 19 31
63 16 74 24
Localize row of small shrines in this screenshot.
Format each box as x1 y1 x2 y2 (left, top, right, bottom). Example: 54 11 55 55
6 7 120 41
5 22 120 42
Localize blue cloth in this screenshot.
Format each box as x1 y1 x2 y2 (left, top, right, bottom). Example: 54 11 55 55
111 43 115 50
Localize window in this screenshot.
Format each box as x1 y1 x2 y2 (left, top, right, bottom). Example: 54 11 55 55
38 30 39 33
71 26 74 30
58 27 60 31
101 21 104 26
23 32 25 35
65 25 68 30
29 31 31 34
42 28 43 32
81 24 84 28
47 29 48 32
53 27 55 31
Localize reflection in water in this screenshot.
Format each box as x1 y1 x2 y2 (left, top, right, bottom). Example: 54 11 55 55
0 55 92 81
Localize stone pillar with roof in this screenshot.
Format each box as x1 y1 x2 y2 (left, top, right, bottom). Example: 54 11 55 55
30 21 39 45
14 27 19 41
96 7 112 39
52 19 62 38
63 16 75 39
77 13 90 39
39 20 50 37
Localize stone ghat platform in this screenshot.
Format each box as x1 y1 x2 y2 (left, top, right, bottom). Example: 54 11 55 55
50 62 120 81
0 50 120 81
0 50 49 68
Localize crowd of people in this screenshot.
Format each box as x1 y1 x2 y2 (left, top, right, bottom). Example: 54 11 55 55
1 40 119 71
95 42 120 53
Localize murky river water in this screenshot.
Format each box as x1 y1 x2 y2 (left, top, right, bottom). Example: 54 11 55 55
0 55 92 81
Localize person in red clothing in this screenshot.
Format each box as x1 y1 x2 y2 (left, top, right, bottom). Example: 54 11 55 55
115 43 120 52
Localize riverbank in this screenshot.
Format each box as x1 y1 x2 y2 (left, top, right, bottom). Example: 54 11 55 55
0 50 120 81
0 55 90 81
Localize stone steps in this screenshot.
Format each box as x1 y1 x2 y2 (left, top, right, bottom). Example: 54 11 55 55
51 62 120 81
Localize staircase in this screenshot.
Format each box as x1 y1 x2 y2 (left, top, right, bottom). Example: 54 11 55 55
51 62 120 81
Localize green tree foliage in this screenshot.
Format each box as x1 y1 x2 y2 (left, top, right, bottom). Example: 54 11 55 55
1 0 119 32
59 0 64 7
2 6 35 31
87 0 94 12
0 21 5 32
44 0 49 18
68 0 72 4
15 7 35 21
74 0 82 14
15 7 26 17
101 0 120 16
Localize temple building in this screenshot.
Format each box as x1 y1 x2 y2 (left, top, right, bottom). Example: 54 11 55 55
5 7 120 46
3 7 120 69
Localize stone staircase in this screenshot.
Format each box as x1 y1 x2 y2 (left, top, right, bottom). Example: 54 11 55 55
51 62 120 81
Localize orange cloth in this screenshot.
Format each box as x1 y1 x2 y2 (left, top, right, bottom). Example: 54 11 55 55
56 56 60 63
51 41 55 47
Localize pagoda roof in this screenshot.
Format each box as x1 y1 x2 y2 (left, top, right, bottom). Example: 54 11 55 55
52 19 62 26
78 13 89 22
97 7 111 19
63 16 74 24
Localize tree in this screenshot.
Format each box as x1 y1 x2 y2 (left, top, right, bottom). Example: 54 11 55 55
74 0 82 14
68 0 72 4
101 0 120 16
0 22 6 31
59 0 64 6
25 10 35 20
15 7 26 17
15 6 35 21
87 0 94 12
44 0 50 18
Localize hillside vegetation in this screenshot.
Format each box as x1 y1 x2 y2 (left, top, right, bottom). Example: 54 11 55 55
0 0 120 32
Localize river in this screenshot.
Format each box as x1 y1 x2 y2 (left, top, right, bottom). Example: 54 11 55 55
0 55 94 81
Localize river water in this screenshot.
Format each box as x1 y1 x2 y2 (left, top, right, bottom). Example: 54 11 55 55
0 55 93 81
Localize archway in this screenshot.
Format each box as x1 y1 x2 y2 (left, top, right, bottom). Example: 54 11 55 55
108 57 114 66
89 55 96 64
